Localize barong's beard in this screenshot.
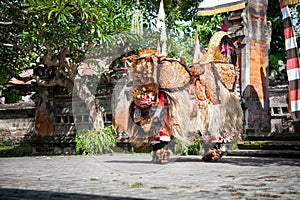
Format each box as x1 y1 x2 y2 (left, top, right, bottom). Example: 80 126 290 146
126 101 170 147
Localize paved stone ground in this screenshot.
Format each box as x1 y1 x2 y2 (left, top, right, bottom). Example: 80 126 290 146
0 154 299 200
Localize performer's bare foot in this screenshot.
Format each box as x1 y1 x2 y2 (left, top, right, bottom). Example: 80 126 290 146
152 149 172 164
201 148 223 162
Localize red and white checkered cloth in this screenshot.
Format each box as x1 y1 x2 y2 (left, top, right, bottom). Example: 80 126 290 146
279 0 300 121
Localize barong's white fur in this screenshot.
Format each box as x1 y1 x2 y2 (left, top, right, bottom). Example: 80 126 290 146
114 66 243 147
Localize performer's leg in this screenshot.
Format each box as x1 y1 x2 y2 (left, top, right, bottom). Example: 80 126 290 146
151 141 172 164
213 142 221 150
152 141 165 151
203 142 214 155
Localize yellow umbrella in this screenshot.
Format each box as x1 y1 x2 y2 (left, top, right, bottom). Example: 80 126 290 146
197 0 245 16
282 0 300 6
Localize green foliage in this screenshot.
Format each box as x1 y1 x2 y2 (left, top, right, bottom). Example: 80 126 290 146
75 125 117 155
140 0 198 32
0 145 32 157
22 0 131 51
186 136 202 155
2 89 21 103
193 15 224 47
269 53 286 74
0 0 132 86
267 2 285 73
267 3 299 72
174 135 202 156
1 0 293 112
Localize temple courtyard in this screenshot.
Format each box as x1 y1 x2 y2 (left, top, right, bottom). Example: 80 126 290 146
0 153 299 199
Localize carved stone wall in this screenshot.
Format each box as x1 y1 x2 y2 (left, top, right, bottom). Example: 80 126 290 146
2 95 91 141
269 85 295 133
0 103 35 145
0 95 112 155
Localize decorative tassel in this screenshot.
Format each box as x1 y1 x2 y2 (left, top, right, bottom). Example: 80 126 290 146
157 0 165 21
157 0 167 56
131 0 143 35
193 31 201 63
157 39 161 55
160 23 167 41
180 51 184 63
161 41 167 56
161 23 167 56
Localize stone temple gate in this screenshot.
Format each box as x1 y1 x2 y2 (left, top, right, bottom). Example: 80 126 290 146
221 0 295 136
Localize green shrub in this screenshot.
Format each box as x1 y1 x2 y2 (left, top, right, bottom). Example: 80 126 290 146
174 135 202 156
0 145 32 157
75 125 117 155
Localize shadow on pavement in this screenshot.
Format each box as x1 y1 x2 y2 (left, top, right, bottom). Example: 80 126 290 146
104 155 300 167
103 155 202 164
218 156 300 167
174 155 300 167
104 160 152 164
0 188 142 200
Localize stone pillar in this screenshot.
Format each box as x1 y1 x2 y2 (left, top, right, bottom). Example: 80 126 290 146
243 0 271 135
228 0 271 136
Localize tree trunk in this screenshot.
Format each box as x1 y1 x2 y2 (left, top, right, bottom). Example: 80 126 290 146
73 76 104 130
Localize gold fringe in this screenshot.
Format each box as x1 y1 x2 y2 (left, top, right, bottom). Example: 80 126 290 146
197 3 245 16
283 0 300 6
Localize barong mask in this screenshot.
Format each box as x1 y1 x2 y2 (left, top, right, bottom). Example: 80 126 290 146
128 48 192 136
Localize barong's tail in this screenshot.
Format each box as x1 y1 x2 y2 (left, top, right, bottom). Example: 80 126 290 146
200 62 243 144
165 78 243 146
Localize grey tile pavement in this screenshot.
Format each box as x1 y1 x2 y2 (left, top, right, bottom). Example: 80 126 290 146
0 154 299 199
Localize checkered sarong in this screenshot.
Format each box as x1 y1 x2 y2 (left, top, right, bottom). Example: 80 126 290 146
280 0 300 121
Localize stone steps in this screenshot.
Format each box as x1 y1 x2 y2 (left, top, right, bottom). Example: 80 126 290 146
226 149 300 158
226 133 300 158
237 140 300 151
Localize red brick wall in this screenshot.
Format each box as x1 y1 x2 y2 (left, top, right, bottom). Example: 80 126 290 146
249 39 267 100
